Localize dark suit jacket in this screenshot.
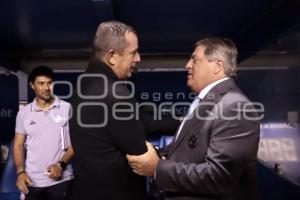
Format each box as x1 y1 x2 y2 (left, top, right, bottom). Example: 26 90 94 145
155 78 260 200
69 59 147 200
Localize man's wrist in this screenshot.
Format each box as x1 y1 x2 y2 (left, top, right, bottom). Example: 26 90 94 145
58 160 67 170
17 170 25 176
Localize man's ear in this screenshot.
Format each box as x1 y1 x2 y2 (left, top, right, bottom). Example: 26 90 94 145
105 50 117 66
213 60 224 74
30 82 34 90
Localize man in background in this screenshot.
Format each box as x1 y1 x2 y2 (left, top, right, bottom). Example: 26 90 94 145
14 66 74 200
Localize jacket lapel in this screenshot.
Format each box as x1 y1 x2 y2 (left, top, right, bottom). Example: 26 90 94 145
168 78 235 157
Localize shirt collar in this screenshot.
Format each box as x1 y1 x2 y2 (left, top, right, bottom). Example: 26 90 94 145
198 77 229 100
31 96 60 112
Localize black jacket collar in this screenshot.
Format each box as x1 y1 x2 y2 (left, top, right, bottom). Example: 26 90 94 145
85 57 120 81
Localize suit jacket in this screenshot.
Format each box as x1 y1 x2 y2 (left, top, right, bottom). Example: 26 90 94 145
155 78 260 200
69 59 147 200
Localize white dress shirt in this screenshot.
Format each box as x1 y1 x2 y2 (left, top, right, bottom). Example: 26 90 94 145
175 77 229 140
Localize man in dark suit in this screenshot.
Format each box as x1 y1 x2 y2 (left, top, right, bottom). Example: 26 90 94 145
127 38 260 200
69 21 147 200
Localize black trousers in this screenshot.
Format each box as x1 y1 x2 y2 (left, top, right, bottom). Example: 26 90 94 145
25 180 72 200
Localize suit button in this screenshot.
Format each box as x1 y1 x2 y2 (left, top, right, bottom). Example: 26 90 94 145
188 134 198 149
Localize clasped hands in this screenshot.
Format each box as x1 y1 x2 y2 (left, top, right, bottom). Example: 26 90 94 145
16 163 62 194
46 163 63 180
126 141 160 176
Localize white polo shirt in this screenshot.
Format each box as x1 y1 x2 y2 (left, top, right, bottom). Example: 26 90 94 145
15 97 73 187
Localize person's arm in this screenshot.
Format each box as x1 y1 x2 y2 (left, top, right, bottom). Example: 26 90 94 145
48 105 74 180
127 142 160 176
47 145 74 180
106 92 147 155
155 102 260 196
13 133 32 194
60 145 74 163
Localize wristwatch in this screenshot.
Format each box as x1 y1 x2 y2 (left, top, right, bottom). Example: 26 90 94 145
58 161 67 170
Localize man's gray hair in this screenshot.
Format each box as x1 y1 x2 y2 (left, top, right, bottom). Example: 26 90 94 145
93 21 136 57
196 38 238 78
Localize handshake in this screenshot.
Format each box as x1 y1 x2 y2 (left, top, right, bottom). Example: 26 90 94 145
126 141 160 176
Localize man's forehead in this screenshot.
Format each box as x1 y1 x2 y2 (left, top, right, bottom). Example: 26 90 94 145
35 76 53 82
125 31 138 42
192 46 206 56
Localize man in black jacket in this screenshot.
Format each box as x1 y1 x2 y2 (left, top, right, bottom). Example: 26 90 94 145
69 21 147 200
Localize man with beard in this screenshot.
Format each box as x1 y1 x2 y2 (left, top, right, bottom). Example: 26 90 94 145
13 66 74 200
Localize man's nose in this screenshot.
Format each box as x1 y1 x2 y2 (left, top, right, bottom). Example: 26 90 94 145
185 59 192 69
44 83 50 90
135 52 141 62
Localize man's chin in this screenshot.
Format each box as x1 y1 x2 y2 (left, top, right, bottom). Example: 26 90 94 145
42 95 53 101
187 81 196 92
187 80 192 87
126 72 133 78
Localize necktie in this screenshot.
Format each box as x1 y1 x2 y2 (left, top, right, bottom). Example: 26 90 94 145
175 97 200 140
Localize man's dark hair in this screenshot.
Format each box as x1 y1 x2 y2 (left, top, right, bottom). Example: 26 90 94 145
28 66 55 83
